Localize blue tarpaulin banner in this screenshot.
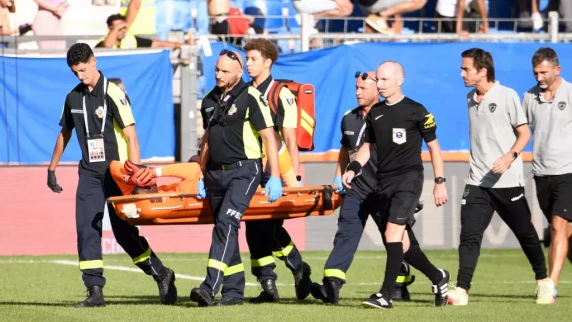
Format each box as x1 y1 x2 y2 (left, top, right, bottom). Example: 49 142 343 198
0 49 174 164
201 42 572 155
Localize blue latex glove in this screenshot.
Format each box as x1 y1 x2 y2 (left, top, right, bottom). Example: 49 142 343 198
265 176 282 202
297 181 303 187
197 180 207 199
333 176 344 193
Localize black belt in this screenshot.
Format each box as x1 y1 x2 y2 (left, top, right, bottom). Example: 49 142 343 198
209 159 259 171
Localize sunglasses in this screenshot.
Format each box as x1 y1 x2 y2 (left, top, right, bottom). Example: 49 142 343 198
220 49 243 68
355 71 377 82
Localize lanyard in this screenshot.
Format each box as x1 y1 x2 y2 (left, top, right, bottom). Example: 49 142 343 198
264 79 274 99
83 77 108 138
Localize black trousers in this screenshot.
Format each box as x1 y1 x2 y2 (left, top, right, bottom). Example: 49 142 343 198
457 184 548 291
245 219 303 281
200 160 262 299
76 169 165 287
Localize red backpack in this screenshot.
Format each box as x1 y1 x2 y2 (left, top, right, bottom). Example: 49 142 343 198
267 80 316 151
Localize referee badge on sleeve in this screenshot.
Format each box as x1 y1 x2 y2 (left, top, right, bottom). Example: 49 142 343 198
393 128 406 145
120 97 128 106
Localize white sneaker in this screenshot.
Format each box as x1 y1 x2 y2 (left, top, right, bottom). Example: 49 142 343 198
536 278 555 304
447 286 469 306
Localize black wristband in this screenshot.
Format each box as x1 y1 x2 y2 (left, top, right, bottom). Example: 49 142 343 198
347 161 362 174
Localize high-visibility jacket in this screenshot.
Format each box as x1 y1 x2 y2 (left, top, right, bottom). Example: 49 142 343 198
98 33 138 49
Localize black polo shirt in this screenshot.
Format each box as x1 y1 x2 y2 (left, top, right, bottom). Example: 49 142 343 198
200 82 226 130
364 96 437 178
341 107 378 198
59 71 135 176
205 81 274 166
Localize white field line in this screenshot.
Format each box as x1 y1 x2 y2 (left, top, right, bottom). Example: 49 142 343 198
0 259 569 286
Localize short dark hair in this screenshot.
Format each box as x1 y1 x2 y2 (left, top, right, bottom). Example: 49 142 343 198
66 43 94 67
106 14 126 27
109 78 123 86
461 48 495 82
243 38 279 64
532 47 559 68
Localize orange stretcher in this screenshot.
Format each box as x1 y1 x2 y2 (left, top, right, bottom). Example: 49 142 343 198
107 185 341 226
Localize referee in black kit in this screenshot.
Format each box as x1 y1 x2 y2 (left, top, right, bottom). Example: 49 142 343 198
191 49 283 307
342 61 450 309
311 71 418 304
47 43 176 307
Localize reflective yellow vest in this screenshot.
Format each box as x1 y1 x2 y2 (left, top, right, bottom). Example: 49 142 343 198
98 33 138 49
120 0 156 35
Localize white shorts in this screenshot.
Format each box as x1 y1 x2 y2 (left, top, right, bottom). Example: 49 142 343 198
360 0 410 15
292 0 337 14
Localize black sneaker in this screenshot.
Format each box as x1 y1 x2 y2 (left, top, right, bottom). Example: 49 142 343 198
190 287 214 307
249 279 280 303
153 267 177 305
215 296 243 306
432 269 450 307
294 262 312 300
75 286 105 308
361 293 393 309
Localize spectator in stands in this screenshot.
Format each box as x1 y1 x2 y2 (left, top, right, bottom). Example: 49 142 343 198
292 0 354 18
0 0 15 36
435 0 488 37
120 0 157 36
518 0 543 31
550 0 572 32
32 0 67 50
95 14 182 49
360 0 427 34
207 0 265 46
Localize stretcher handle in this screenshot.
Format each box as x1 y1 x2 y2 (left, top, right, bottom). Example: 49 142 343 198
107 185 340 203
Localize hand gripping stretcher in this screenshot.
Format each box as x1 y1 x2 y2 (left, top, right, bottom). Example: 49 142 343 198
107 185 341 226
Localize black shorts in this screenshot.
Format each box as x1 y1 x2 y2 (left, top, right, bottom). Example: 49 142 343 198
376 170 423 226
534 174 572 222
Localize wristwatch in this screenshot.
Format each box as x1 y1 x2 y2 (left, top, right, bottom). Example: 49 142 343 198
434 177 446 184
512 151 519 160
296 175 302 182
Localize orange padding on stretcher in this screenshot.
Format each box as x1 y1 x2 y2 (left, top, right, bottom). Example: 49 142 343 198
107 185 342 226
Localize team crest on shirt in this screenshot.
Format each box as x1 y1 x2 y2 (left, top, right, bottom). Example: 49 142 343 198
120 97 128 106
558 101 566 111
488 103 497 113
392 128 406 145
227 104 237 116
95 106 105 118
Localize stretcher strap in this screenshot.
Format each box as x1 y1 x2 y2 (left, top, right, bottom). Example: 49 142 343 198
322 185 333 210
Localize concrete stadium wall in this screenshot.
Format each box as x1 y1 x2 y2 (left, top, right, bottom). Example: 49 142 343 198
305 162 548 251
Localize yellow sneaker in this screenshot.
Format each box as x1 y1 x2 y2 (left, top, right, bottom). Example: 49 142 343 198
536 278 555 304
447 286 469 306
